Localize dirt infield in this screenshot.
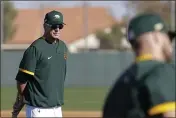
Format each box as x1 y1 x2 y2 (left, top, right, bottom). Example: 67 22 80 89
1 110 102 117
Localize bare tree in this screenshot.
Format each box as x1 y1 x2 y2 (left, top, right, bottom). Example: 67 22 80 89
126 1 171 24
95 22 127 50
3 1 18 43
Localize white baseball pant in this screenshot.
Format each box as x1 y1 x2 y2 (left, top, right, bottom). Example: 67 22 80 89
26 105 62 117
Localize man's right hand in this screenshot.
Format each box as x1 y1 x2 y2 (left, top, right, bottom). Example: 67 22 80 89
12 93 25 118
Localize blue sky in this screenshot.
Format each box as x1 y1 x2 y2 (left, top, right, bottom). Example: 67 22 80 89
12 1 128 20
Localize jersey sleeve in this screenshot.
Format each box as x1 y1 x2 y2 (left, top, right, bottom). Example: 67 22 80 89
102 79 134 118
18 46 38 76
145 64 175 116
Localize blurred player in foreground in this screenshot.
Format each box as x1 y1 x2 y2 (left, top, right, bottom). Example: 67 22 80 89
12 10 68 117
102 13 175 118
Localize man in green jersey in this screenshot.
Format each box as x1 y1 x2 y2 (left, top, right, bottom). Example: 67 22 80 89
12 10 68 117
103 13 175 118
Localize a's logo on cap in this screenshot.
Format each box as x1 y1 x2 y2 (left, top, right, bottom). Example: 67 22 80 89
154 23 163 31
54 15 60 19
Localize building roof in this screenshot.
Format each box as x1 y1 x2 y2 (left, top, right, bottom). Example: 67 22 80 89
5 7 118 44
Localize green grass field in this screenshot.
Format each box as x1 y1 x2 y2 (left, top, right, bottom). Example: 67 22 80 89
1 86 110 111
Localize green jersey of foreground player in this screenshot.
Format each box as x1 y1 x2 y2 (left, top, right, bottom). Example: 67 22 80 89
12 10 68 117
103 14 175 118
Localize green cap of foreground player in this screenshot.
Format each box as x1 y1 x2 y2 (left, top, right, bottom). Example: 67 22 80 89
44 10 66 25
127 13 176 42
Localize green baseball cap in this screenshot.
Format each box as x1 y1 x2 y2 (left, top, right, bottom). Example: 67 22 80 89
127 13 176 43
44 10 66 25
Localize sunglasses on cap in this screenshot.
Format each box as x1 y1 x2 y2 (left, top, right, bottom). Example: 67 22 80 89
50 24 64 30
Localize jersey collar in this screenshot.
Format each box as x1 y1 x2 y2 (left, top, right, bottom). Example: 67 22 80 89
136 54 153 62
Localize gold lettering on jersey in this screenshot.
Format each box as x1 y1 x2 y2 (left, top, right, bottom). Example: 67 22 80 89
64 53 67 59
